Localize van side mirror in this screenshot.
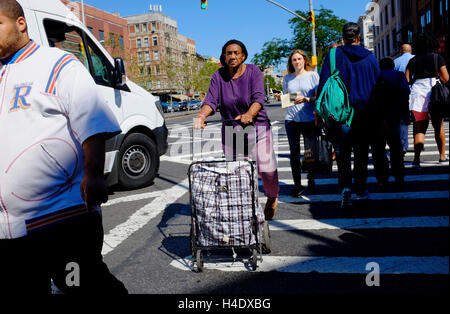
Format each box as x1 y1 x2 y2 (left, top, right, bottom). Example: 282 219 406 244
114 58 126 88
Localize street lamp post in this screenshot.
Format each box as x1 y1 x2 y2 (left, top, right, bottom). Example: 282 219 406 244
264 0 317 71
81 0 86 25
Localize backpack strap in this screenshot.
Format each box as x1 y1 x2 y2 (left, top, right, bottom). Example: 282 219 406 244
434 53 440 80
330 48 337 74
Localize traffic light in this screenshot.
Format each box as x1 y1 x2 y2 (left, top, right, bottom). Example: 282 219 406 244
201 0 207 10
307 10 315 29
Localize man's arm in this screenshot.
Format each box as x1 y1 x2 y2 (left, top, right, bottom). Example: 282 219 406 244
80 133 110 209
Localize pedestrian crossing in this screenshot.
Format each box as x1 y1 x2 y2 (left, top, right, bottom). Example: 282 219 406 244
166 119 449 280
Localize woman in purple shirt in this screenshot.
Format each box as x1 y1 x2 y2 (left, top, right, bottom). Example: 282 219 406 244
193 40 279 220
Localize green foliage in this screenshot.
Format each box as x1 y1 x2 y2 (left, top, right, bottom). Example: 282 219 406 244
193 61 221 93
252 6 347 69
264 75 282 91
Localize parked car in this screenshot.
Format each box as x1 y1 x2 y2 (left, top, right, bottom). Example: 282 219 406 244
159 101 173 113
171 101 180 112
188 100 202 110
179 101 189 111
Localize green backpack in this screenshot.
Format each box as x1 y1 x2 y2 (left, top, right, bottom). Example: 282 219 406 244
316 48 354 127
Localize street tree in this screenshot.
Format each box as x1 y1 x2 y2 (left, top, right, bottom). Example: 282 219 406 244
252 6 347 70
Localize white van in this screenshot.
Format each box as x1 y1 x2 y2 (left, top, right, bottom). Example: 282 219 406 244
17 0 168 189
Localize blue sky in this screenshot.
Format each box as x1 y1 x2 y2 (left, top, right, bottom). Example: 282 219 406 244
85 0 371 61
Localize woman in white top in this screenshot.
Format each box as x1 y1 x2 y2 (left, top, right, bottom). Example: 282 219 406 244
405 33 449 169
283 49 320 196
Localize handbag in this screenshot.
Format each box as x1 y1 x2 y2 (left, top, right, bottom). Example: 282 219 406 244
429 54 450 118
302 129 333 175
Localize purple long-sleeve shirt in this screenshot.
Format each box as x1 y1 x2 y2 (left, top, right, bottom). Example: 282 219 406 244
203 64 270 127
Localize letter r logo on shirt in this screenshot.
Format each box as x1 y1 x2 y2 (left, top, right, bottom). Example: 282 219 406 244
10 85 32 112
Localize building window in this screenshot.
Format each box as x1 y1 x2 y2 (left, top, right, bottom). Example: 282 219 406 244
380 12 383 30
385 5 389 24
109 33 115 48
386 34 390 55
143 23 148 32
144 38 149 47
136 24 140 33
156 80 161 89
138 51 143 62
153 36 158 46
408 30 413 43
87 27 93 33
154 50 159 60
152 22 156 30
99 30 104 44
137 38 142 49
145 51 150 62
119 36 124 49
392 28 396 52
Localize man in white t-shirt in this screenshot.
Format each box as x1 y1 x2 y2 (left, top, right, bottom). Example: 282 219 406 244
0 0 127 294
394 44 415 155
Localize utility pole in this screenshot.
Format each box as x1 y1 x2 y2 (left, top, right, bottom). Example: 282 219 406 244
309 0 317 69
264 0 317 71
81 0 86 25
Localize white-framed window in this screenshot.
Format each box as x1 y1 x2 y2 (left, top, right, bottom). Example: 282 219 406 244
137 38 142 48
153 36 158 46
154 50 159 60
144 38 149 47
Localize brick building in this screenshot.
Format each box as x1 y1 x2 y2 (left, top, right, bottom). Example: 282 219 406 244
61 0 130 59
361 0 449 61
125 12 197 94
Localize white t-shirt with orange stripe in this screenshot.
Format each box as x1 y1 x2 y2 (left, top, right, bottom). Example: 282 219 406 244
0 40 121 239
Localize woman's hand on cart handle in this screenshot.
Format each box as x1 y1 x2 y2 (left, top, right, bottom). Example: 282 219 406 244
193 105 213 129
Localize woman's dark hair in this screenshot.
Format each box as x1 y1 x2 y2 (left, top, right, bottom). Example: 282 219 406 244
220 39 248 67
413 32 439 55
342 22 360 43
379 57 395 70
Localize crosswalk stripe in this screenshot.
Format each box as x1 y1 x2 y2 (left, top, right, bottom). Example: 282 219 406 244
262 174 448 187
259 190 449 204
274 162 448 173
170 255 449 274
102 178 190 256
269 216 449 231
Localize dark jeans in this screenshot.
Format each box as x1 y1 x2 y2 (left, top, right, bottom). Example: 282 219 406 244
0 212 128 295
285 120 316 187
326 113 370 194
371 118 405 183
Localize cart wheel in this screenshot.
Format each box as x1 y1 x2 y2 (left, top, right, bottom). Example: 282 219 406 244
195 249 204 272
251 249 258 271
263 221 272 254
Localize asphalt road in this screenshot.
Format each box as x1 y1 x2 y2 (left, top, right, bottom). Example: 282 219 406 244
102 102 449 298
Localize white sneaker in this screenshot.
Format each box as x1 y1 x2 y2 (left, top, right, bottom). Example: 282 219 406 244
341 188 352 209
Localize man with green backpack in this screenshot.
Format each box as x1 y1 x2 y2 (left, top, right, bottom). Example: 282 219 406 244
316 22 380 209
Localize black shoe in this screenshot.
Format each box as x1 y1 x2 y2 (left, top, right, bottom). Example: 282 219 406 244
393 179 405 192
377 181 389 192
307 179 316 194
290 185 305 198
412 161 422 172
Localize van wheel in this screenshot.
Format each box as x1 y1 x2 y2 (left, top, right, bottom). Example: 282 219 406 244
118 133 159 189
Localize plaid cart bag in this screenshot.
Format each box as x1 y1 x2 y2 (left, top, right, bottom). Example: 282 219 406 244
188 160 267 272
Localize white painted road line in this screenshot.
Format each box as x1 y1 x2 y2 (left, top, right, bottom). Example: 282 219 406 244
269 216 449 231
103 191 163 207
170 255 449 274
102 178 190 256
262 174 448 187
260 190 449 204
